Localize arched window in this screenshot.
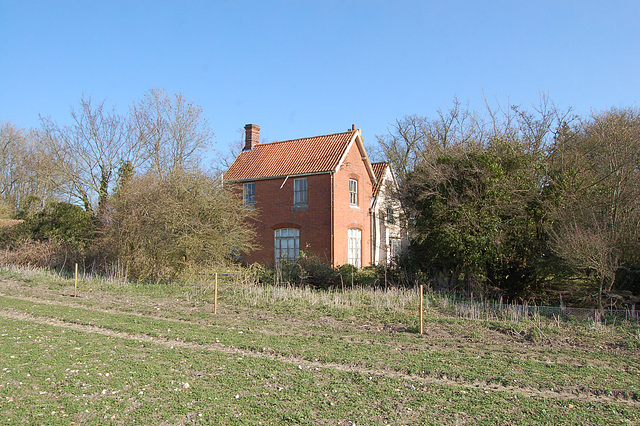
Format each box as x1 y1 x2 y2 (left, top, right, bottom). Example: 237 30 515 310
274 228 300 262
348 228 361 268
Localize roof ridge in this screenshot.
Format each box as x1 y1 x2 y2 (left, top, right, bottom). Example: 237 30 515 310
256 130 355 146
224 129 359 182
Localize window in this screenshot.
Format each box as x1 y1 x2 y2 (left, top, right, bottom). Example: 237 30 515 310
386 206 395 224
274 228 300 262
390 238 402 259
243 182 255 209
294 178 307 206
348 228 361 268
349 179 358 206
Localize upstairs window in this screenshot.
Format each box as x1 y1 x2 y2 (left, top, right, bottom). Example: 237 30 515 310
349 179 358 206
294 178 308 206
275 228 300 262
243 182 255 209
386 206 395 224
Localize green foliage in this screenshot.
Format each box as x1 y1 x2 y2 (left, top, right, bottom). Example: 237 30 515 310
402 144 553 299
6 200 95 250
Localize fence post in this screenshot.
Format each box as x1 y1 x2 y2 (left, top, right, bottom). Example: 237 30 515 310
214 272 218 315
420 285 424 335
74 263 78 298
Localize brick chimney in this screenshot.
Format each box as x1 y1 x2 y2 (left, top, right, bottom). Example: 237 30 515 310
243 124 260 151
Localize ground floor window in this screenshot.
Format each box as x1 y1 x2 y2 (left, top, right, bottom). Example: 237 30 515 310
348 228 361 268
390 237 402 259
275 228 300 262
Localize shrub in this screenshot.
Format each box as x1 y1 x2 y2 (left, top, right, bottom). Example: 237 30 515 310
254 254 378 289
101 170 256 281
0 239 81 270
0 201 96 257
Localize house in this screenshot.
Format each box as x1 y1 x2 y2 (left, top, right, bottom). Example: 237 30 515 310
370 161 406 265
223 124 407 267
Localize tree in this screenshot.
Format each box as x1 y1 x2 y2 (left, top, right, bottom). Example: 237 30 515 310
377 99 484 186
381 98 567 299
131 89 213 178
39 95 141 215
0 123 61 214
549 108 640 308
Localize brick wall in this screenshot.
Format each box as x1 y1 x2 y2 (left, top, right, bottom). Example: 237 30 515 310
240 173 332 264
231 136 374 267
332 141 373 267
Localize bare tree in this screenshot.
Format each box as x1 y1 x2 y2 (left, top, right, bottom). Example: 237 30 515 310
549 107 640 308
377 99 487 185
131 89 213 178
39 95 140 215
0 123 62 214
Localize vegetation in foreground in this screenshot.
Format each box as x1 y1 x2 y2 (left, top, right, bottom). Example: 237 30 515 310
0 267 638 425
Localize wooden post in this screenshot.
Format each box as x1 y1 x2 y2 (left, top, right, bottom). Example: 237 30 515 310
74 263 78 297
419 285 424 335
214 272 218 315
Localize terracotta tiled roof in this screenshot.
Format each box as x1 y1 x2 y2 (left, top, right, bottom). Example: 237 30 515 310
371 162 389 196
224 131 356 181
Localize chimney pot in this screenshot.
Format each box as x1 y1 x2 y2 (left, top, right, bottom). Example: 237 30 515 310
244 124 260 151
351 124 356 131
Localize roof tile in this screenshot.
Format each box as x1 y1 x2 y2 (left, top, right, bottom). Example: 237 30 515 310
224 131 356 181
371 162 389 196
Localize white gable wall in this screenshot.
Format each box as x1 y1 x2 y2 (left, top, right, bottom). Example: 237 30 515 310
371 166 408 265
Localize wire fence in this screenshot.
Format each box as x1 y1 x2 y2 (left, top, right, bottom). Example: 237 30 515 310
448 297 640 324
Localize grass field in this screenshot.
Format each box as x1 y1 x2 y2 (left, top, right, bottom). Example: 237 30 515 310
0 267 638 425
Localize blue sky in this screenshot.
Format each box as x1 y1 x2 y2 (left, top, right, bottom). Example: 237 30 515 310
1 0 639 165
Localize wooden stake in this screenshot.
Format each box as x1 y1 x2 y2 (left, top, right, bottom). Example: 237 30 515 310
419 285 424 335
214 272 218 315
74 263 78 297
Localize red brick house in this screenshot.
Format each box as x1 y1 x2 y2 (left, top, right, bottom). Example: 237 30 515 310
223 124 406 267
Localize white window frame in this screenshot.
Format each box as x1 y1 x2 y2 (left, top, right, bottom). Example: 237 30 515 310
348 228 361 268
243 182 255 209
293 178 308 206
274 228 300 262
386 206 395 224
349 179 358 206
390 237 402 259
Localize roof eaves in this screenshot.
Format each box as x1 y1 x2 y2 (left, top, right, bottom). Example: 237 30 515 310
354 130 377 185
224 170 332 183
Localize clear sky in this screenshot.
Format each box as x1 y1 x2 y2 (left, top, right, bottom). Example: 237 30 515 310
1 0 639 165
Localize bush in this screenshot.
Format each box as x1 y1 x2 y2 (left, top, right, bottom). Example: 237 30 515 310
101 170 255 281
254 254 378 289
0 239 81 270
7 200 95 249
